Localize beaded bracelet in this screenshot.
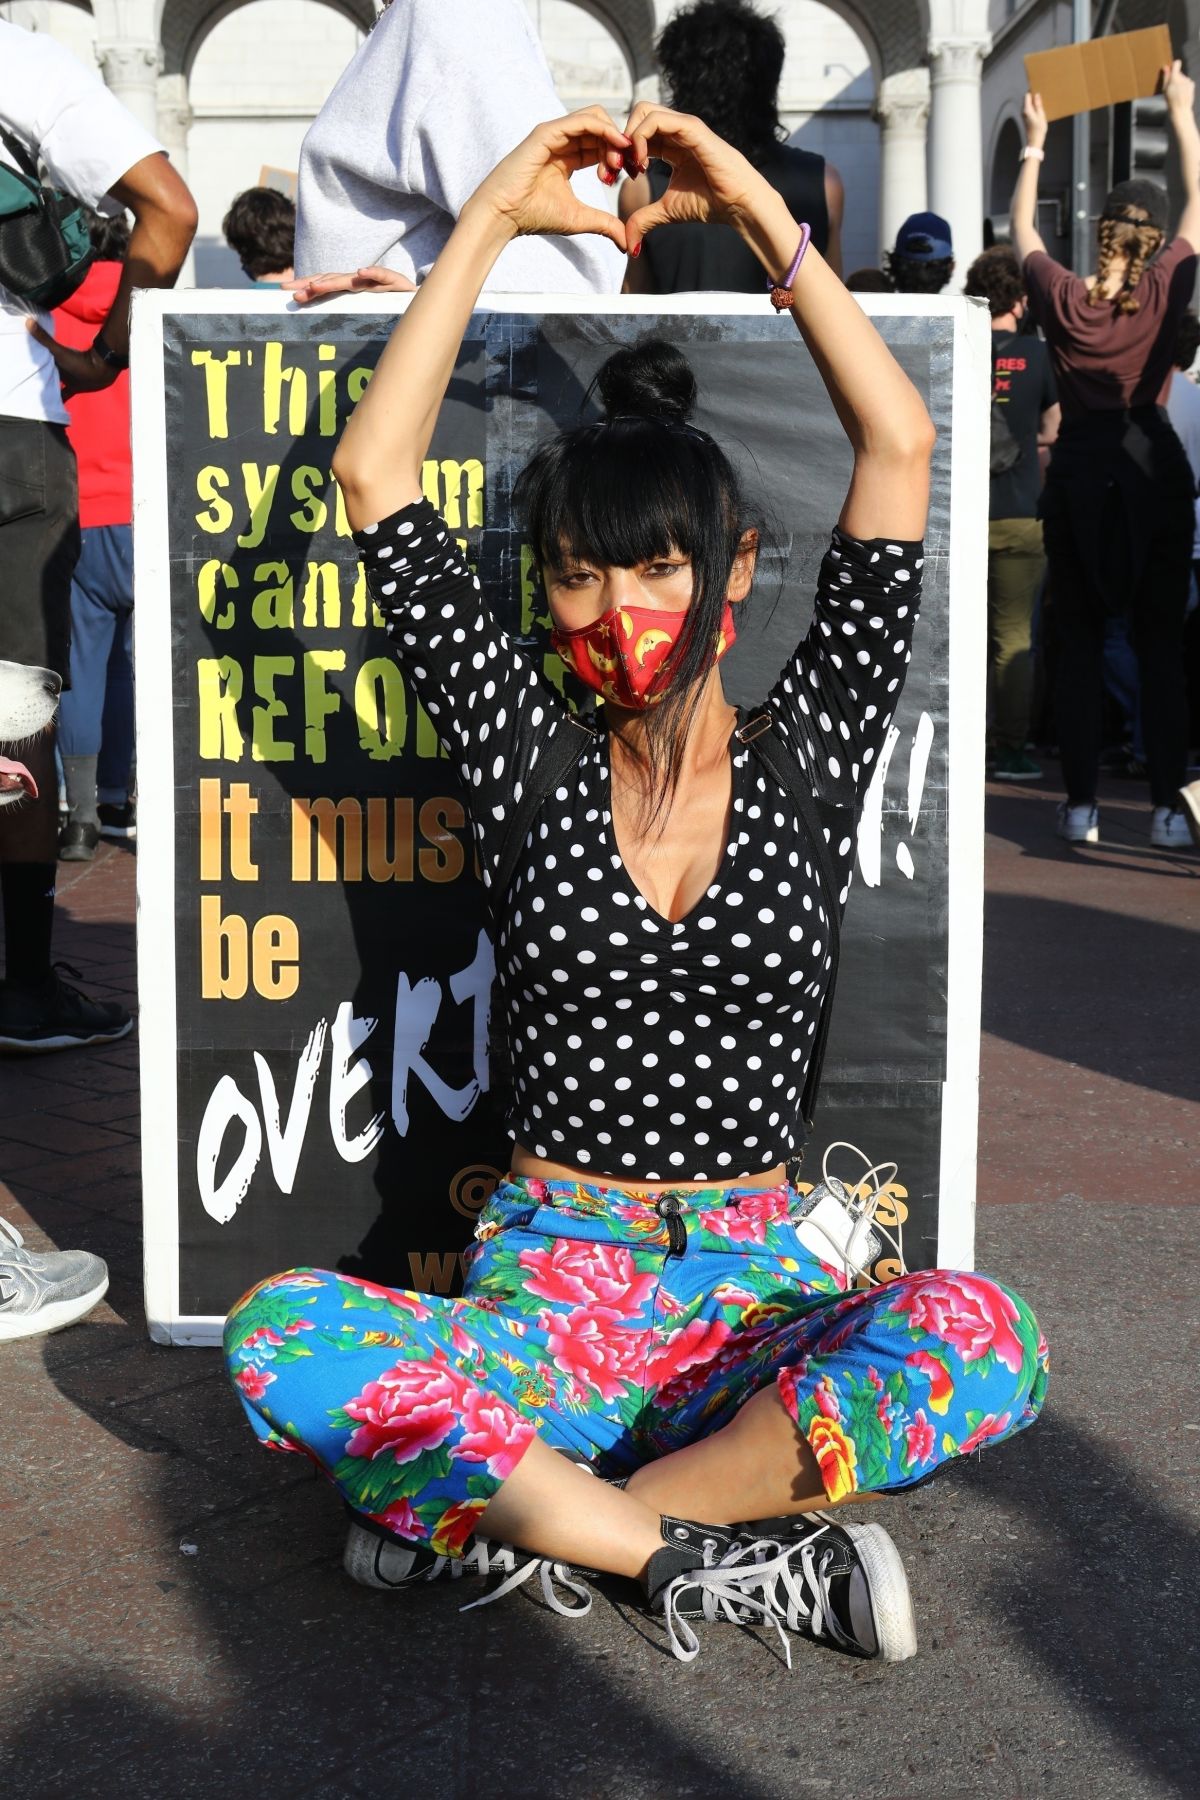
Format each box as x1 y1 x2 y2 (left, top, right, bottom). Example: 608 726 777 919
768 224 813 312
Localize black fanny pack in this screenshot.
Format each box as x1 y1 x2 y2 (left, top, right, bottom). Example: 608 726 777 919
0 123 93 311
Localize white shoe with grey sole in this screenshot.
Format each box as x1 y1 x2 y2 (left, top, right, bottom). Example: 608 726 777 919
0 1217 109 1340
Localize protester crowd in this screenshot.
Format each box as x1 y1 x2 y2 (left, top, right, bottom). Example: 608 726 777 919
0 0 1194 1675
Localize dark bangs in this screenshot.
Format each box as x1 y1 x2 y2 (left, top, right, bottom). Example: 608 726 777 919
514 415 742 590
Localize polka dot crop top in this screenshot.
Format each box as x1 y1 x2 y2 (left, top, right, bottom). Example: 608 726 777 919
357 498 923 1181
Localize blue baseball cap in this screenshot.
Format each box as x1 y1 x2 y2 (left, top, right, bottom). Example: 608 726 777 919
894 211 954 261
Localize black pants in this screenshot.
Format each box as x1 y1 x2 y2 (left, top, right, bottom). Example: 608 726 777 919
1042 420 1193 809
0 415 79 685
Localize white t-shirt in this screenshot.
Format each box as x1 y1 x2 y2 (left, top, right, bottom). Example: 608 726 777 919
1166 367 1200 562
295 0 623 294
0 21 163 424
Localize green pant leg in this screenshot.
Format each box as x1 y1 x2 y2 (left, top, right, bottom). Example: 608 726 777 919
987 517 1046 753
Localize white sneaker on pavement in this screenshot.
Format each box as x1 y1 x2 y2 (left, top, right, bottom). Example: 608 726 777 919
1056 802 1099 844
1151 803 1196 849
0 1217 109 1340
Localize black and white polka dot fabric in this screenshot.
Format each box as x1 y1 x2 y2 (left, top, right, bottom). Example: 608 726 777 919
357 497 922 1181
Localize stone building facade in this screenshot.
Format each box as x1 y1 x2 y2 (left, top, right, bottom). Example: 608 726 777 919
13 0 1164 287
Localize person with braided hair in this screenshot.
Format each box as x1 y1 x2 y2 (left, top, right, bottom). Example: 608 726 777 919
1012 65 1200 850
1090 209 1167 317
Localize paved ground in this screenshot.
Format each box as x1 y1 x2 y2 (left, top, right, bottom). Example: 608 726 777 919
2 770 1197 1800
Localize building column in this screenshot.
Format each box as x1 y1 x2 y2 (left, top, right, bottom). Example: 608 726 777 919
156 72 193 185
157 72 195 286
927 35 990 278
96 38 163 135
874 70 930 261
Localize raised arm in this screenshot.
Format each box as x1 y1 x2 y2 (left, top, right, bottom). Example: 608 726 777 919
1165 62 1200 251
331 108 630 531
621 106 934 541
1011 92 1048 265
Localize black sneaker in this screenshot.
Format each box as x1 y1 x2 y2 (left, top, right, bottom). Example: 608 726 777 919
0 965 133 1053
59 819 100 862
343 1513 593 1616
644 1514 917 1666
97 801 136 841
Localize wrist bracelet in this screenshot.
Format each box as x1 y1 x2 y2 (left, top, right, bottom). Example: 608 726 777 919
91 333 129 372
1020 146 1045 163
768 224 812 312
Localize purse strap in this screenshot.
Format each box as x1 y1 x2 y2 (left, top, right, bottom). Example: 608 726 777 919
491 712 599 914
735 707 854 1142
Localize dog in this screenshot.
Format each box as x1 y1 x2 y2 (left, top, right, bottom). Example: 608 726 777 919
0 658 61 807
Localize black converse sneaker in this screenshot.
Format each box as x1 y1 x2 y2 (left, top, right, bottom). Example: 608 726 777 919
344 1513 594 1617
344 1513 515 1589
644 1514 917 1667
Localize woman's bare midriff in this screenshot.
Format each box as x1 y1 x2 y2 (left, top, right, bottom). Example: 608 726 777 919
510 1144 788 1195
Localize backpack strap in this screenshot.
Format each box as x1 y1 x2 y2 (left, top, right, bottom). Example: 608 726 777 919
0 124 41 186
490 712 597 923
735 706 856 1145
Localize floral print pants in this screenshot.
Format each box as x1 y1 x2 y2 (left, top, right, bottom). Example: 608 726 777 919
224 1179 1049 1558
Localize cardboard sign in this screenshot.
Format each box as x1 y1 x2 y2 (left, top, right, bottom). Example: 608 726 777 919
130 292 990 1346
1026 25 1171 122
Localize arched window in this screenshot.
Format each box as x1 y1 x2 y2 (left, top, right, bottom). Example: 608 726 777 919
185 0 365 283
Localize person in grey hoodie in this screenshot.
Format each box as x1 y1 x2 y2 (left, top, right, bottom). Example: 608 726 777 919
290 0 624 301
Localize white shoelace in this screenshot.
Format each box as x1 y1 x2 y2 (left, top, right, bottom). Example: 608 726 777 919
438 1538 518 1582
458 1551 593 1619
660 1529 858 1669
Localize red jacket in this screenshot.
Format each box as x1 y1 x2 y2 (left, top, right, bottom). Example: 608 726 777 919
52 261 131 529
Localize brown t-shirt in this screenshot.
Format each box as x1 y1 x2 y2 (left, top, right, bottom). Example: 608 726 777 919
1025 236 1198 420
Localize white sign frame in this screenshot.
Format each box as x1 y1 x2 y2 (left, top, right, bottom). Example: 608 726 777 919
132 289 989 1346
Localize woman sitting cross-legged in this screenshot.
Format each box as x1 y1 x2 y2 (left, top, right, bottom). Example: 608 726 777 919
224 105 1049 1667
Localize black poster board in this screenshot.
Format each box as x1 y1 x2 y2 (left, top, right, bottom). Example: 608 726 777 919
133 294 989 1343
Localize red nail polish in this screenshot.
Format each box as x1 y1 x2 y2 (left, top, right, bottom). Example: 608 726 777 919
631 240 642 259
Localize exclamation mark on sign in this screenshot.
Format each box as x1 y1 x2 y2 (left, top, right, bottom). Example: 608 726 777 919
895 712 934 879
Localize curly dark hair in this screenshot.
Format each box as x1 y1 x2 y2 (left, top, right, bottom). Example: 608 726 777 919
222 186 296 280
79 206 130 262
963 246 1025 318
884 253 954 295
845 268 893 293
656 0 785 165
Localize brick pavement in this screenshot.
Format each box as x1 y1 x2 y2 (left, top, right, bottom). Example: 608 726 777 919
1 774 1197 1800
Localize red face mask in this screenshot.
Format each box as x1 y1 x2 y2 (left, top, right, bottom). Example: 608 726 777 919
551 600 737 709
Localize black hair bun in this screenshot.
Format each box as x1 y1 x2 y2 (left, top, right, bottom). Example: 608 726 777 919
594 339 697 425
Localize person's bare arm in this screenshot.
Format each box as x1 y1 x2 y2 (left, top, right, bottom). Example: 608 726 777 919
1038 402 1061 448
1011 92 1048 265
618 170 655 292
622 106 933 541
28 151 196 392
1165 62 1200 250
333 108 629 530
822 161 844 279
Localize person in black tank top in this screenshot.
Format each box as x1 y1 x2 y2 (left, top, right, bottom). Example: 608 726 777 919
621 0 843 291
641 143 829 292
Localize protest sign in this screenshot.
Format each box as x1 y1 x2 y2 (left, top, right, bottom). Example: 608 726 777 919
1025 25 1171 123
132 292 989 1345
